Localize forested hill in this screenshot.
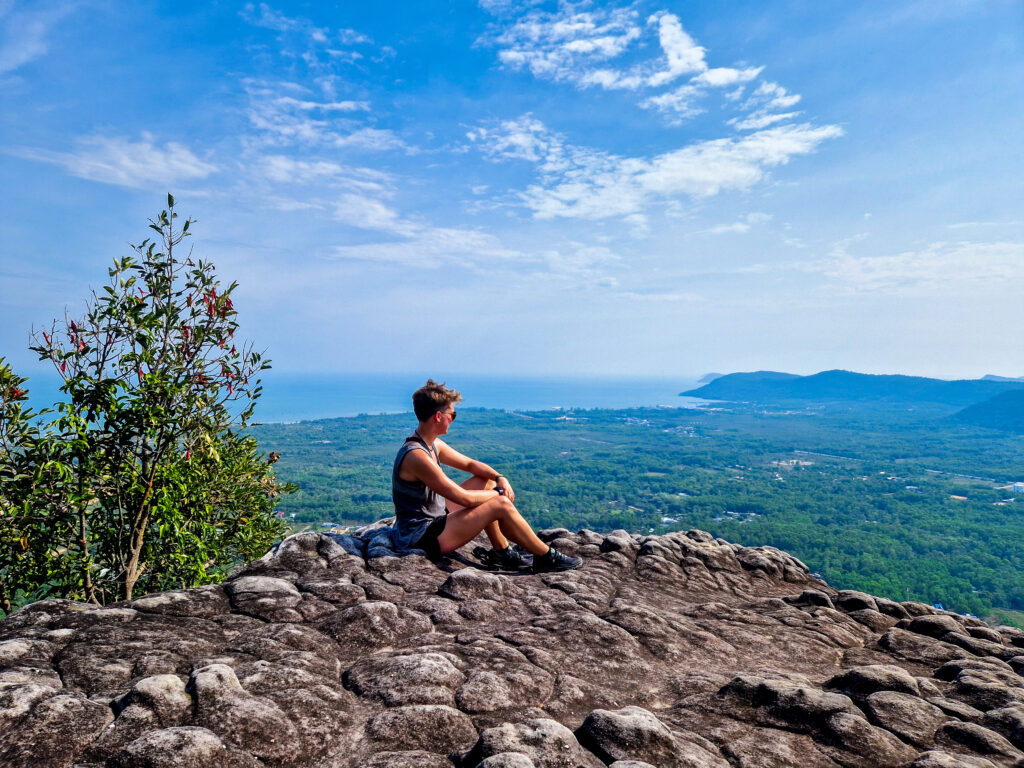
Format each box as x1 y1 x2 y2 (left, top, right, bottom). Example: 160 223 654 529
683 369 1024 406
955 389 1024 433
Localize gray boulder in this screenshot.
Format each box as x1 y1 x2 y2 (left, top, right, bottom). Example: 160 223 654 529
2 525 1023 768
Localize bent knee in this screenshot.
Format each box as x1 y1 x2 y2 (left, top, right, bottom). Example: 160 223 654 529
494 496 517 517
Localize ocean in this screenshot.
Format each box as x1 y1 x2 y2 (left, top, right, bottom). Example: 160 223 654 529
257 374 703 422
20 371 703 423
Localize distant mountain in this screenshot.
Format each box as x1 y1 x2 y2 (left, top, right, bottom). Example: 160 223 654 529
982 374 1024 382
697 372 725 384
682 369 1024 406
954 389 1024 432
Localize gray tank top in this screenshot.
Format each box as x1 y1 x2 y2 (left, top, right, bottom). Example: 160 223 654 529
392 434 447 551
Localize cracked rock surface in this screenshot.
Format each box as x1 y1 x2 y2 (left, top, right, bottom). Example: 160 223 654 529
4 523 1024 767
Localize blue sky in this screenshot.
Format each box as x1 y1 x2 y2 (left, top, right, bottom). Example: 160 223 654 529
2 0 1023 380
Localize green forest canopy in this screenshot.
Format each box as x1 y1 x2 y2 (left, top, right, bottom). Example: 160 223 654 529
254 402 1024 619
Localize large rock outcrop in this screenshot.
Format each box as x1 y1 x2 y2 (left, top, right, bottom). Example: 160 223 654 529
4 521 1024 767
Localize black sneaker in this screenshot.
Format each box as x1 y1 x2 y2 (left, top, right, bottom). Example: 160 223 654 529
473 544 532 571
530 546 582 573
506 542 533 568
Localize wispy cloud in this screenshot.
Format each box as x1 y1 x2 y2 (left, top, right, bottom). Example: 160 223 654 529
469 116 842 221
272 95 370 112
254 154 390 190
484 7 713 92
641 65 763 123
482 5 803 128
617 289 705 303
327 219 621 285
639 85 705 122
726 80 804 131
693 66 763 88
0 0 77 76
243 81 406 152
478 0 545 17
333 127 408 152
818 240 1024 295
328 226 527 269
240 3 369 47
8 133 217 188
730 111 800 131
703 212 773 235
946 220 1022 230
537 243 621 284
332 193 420 237
485 5 643 85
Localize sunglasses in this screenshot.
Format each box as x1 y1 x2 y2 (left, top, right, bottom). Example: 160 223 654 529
438 408 457 421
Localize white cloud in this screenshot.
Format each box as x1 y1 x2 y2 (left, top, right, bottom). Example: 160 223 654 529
328 226 526 269
745 81 802 111
240 3 376 71
337 28 371 45
9 133 217 188
541 243 621 278
244 82 406 152
326 49 363 63
486 5 643 86
706 222 751 234
731 80 803 131
258 155 346 183
640 84 704 122
332 126 408 152
241 3 330 42
253 155 392 194
321 179 623 279
327 218 620 283
332 193 420 236
273 95 369 112
470 116 843 221
618 289 704 303
486 9 711 93
263 196 323 212
486 8 714 93
478 0 545 16
466 115 555 162
946 220 1018 230
820 241 1024 295
482 5 807 130
646 12 706 87
693 66 763 88
703 212 773 235
643 66 765 122
0 0 76 76
730 111 799 131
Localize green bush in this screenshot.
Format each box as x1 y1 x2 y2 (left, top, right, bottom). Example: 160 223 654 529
0 197 290 614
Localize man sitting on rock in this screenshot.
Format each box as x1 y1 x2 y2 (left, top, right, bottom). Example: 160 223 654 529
392 379 581 572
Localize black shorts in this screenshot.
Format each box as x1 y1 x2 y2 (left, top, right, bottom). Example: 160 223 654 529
414 514 448 561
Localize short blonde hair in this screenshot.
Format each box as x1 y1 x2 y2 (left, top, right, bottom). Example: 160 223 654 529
412 379 462 422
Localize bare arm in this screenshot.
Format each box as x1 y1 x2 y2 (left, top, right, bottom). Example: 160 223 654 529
437 439 515 501
436 439 497 478
401 450 498 508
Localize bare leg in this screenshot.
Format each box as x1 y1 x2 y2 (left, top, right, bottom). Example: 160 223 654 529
449 476 510 550
437 495 549 556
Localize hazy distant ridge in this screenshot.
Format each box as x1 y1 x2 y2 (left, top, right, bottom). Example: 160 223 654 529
683 369 1024 406
954 389 1024 432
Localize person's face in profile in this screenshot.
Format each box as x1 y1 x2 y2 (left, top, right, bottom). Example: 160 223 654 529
436 406 456 435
